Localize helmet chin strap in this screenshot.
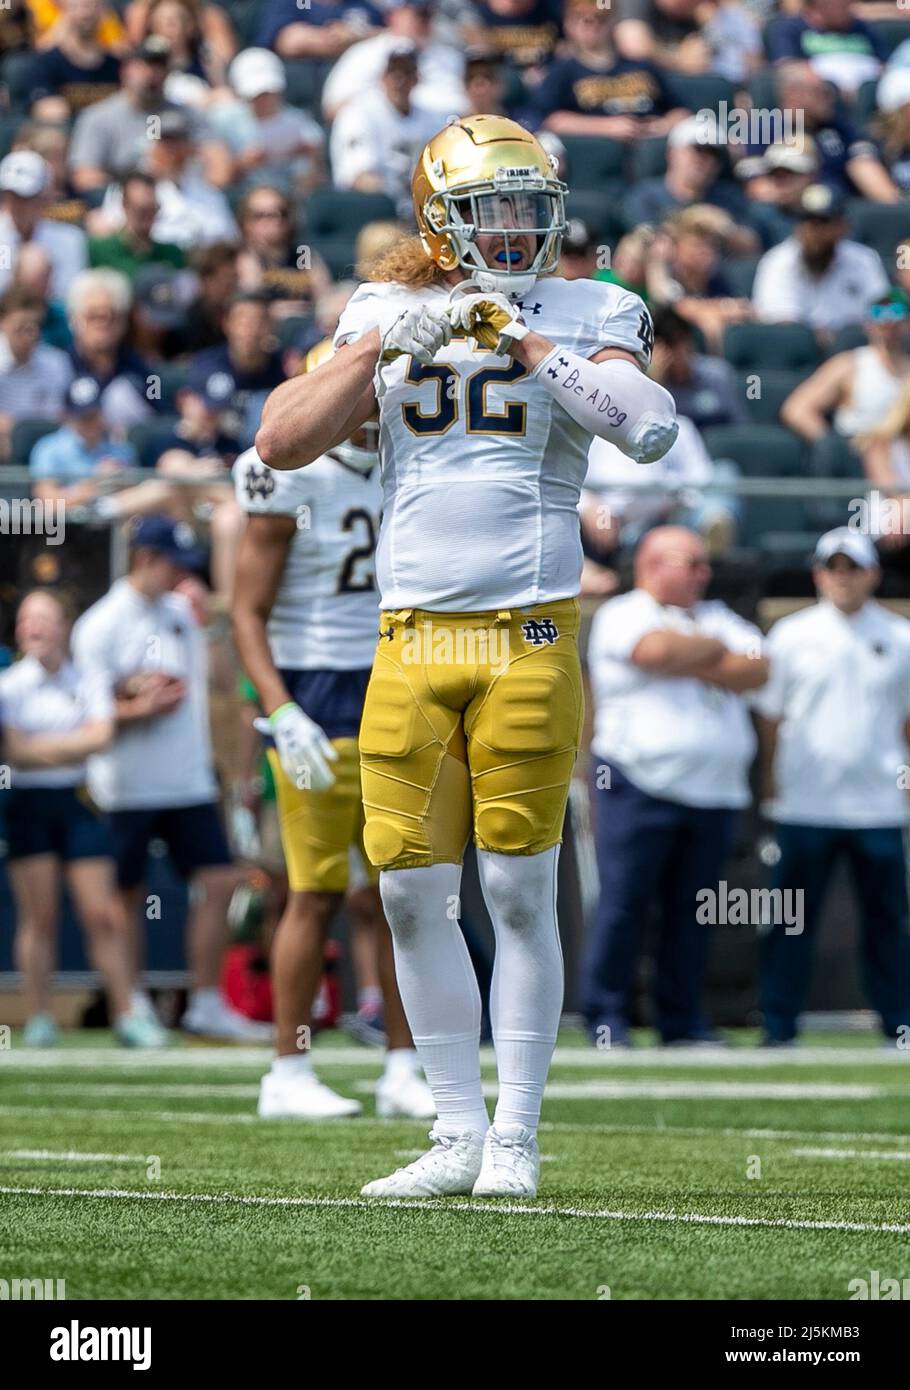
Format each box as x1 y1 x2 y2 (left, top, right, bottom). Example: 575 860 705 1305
455 251 538 302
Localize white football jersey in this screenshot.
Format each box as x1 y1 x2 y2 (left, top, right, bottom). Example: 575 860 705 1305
233 447 382 670
334 275 653 611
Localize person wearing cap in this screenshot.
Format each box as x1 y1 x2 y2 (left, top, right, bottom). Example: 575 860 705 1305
88 171 185 281
329 41 441 218
210 47 326 195
0 286 74 459
623 114 751 230
67 37 230 195
0 150 88 302
71 515 264 1042
28 0 122 116
753 528 910 1047
533 0 686 143
29 373 137 505
581 525 768 1047
782 292 910 446
320 0 467 123
738 140 822 250
91 108 237 250
130 262 194 360
752 183 890 341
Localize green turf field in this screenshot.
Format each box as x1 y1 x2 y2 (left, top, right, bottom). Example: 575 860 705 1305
2 1029 909 1300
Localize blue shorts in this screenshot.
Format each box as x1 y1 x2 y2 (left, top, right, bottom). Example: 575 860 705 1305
277 668 371 739
107 801 232 889
5 786 111 864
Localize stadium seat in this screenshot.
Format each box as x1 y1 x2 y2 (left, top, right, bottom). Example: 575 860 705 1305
564 189 628 246
854 78 880 130
829 323 868 354
735 368 810 426
846 200 910 267
303 188 398 279
738 495 815 552
557 135 626 191
127 417 180 470
722 255 761 299
154 361 190 412
282 58 331 114
805 429 865 529
629 137 668 183
2 51 34 114
869 19 910 58
225 0 265 48
663 73 736 116
722 321 821 372
702 422 805 476
11 418 58 468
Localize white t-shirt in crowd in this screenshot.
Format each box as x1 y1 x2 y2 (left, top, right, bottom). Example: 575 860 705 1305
322 35 467 119
72 577 218 811
582 415 712 531
329 90 441 212
588 587 763 809
752 598 910 828
752 237 889 332
0 211 88 301
0 653 112 789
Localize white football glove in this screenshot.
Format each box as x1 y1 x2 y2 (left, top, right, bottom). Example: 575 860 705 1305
380 305 453 364
254 703 338 792
445 291 530 356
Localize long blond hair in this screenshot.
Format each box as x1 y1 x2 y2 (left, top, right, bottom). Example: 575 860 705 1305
857 377 910 449
366 236 445 288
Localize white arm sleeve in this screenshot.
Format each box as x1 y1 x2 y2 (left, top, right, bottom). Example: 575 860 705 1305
531 347 679 464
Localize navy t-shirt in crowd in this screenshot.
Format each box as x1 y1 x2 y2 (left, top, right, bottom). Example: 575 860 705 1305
29 47 121 113
469 0 561 70
533 55 673 120
255 0 383 49
766 15 887 67
746 115 879 196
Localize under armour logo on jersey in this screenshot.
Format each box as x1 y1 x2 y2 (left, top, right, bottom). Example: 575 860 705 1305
380 625 395 641
521 618 559 646
244 461 275 501
517 300 542 316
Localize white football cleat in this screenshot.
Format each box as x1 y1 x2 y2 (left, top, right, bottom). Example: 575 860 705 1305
181 993 273 1043
376 1068 436 1119
472 1123 540 1198
360 1127 485 1197
258 1069 362 1119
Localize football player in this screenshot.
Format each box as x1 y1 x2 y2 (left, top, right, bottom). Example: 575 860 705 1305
232 340 434 1121
255 116 678 1194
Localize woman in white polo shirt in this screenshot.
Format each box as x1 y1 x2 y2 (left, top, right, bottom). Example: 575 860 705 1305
0 589 166 1048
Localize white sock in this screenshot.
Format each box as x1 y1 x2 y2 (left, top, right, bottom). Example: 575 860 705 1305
383 1046 419 1079
272 1053 314 1078
477 846 564 1134
358 986 382 1012
380 864 489 1136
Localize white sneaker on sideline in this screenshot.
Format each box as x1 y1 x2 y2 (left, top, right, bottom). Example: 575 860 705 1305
258 1069 362 1119
360 1127 485 1197
376 1068 436 1119
181 994 273 1042
472 1123 540 1198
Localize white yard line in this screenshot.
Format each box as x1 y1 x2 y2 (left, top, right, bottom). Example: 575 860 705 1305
356 1080 883 1100
1 1149 144 1163
792 1147 910 1162
1 1045 907 1070
1 1183 908 1237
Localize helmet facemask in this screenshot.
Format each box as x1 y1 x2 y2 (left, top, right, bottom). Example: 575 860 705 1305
426 165 567 301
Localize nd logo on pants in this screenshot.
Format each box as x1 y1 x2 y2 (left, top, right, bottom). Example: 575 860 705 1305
358 598 584 871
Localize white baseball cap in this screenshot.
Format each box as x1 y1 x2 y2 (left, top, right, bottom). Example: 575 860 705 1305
0 150 50 199
812 527 879 569
877 66 910 114
229 47 286 100
668 113 720 150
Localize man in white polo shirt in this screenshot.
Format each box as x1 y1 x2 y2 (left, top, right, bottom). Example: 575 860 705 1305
752 183 889 341
0 151 87 301
72 515 264 1041
582 526 769 1046
753 527 910 1046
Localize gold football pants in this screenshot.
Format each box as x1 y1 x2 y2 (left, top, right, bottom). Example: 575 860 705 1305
358 598 584 871
268 740 378 893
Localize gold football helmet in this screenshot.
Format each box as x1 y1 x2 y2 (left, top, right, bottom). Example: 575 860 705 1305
303 338 379 472
412 115 567 300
